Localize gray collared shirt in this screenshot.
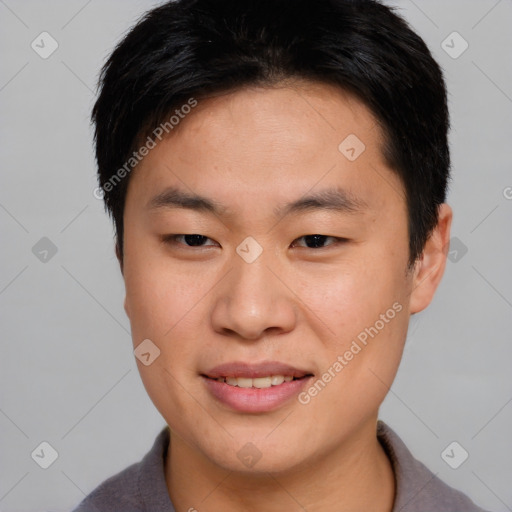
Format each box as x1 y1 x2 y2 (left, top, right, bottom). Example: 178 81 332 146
73 420 491 511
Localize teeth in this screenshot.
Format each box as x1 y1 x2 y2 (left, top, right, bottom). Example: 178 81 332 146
271 375 284 385
253 377 272 388
215 375 300 388
237 377 253 388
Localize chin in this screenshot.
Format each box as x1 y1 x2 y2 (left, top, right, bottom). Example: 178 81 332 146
197 432 314 475
216 451 305 475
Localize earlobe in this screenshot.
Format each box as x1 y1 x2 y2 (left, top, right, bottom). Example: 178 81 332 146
409 203 453 314
124 295 130 318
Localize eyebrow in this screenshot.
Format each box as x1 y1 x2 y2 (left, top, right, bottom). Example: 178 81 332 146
147 186 368 218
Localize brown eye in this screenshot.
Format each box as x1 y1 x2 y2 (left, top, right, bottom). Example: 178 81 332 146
162 234 218 247
292 235 344 249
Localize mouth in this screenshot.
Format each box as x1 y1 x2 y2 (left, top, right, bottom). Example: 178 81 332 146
207 374 308 388
201 361 314 412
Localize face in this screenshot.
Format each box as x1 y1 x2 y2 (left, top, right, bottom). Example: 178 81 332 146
122 81 448 473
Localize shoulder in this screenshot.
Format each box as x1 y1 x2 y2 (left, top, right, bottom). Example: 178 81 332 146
72 426 173 512
72 460 142 511
377 421 492 512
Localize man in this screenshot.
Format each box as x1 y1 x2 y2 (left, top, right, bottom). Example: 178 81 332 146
74 0 491 510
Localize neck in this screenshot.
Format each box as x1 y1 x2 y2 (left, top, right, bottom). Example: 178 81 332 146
165 417 395 512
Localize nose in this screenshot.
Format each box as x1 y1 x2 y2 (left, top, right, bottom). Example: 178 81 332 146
210 250 297 340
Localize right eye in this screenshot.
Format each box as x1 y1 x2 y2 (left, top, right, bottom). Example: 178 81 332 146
162 234 219 248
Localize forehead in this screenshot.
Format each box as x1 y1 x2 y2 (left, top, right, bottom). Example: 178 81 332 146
126 81 403 218
165 82 381 164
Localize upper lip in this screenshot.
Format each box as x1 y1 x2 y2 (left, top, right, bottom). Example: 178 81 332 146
203 361 314 379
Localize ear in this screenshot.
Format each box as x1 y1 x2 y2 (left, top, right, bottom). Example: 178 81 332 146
115 240 131 317
124 294 131 318
115 240 124 275
409 203 453 314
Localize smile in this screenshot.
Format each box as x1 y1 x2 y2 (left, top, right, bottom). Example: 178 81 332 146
201 361 314 413
213 375 302 388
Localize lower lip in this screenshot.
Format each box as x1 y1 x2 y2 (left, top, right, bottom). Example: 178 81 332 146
202 376 312 413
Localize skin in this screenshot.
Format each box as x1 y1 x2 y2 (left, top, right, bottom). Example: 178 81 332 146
121 80 452 512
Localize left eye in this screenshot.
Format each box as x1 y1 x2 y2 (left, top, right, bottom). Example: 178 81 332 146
291 234 343 249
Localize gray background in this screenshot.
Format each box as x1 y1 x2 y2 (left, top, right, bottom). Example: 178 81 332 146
0 1 511 511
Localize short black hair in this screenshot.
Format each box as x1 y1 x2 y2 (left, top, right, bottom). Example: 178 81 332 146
92 0 450 269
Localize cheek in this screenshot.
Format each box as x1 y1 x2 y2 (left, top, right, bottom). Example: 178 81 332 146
295 253 410 396
123 244 219 391
123 242 201 338
123 251 210 420
294 255 406 340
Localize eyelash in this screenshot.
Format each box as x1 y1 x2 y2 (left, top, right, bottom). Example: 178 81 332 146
162 234 347 250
